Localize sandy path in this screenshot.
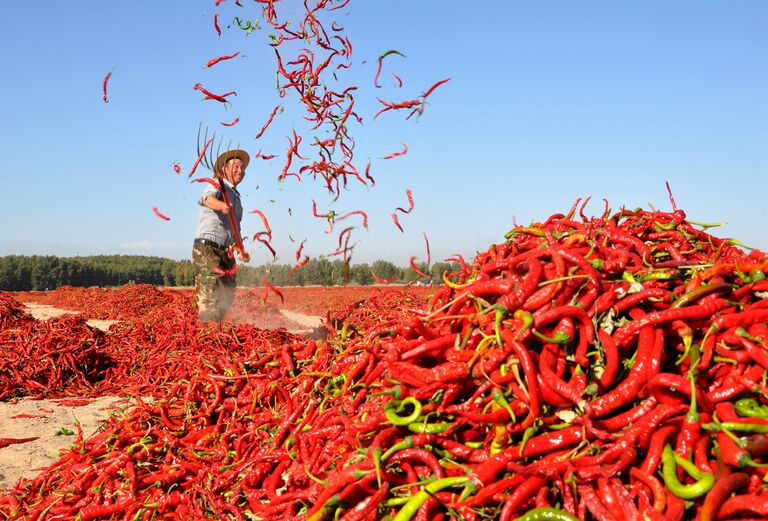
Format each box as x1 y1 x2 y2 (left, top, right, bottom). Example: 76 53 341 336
0 396 133 491
22 302 118 331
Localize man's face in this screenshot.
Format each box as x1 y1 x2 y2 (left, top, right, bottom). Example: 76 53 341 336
223 158 246 185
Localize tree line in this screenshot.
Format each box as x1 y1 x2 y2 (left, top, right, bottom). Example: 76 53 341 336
0 255 456 291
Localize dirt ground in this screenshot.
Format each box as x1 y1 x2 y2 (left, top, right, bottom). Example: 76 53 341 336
0 395 132 492
0 303 326 492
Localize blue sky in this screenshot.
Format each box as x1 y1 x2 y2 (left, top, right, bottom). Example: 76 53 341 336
0 1 765 267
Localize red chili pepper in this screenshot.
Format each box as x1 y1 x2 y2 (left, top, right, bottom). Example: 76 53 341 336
395 189 415 214
152 207 171 221
291 256 310 273
255 105 281 139
254 148 277 160
0 437 38 449
421 232 431 265
364 160 375 186
101 70 112 103
206 51 240 68
189 135 214 177
220 116 240 127
718 492 768 518
630 467 666 513
172 161 181 174
391 213 404 233
383 142 408 160
409 257 428 278
261 279 284 303
193 83 237 103
374 49 405 88
421 77 451 98
213 13 221 36
191 177 221 190
248 209 272 237
372 271 396 284
698 471 749 521
336 210 368 228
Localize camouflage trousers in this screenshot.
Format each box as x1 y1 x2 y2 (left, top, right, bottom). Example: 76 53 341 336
192 242 236 322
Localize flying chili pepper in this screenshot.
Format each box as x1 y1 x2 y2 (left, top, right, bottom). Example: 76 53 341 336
374 98 421 119
374 49 405 88
255 105 281 139
396 189 415 214
221 116 240 127
336 226 354 251
213 13 221 36
152 207 171 221
336 210 368 228
253 235 276 259
392 72 403 87
364 160 375 186
101 70 112 103
248 209 272 237
421 78 451 99
262 279 284 303
189 135 215 177
391 213 404 233
409 256 428 278
214 0 226 5
383 143 408 160
172 162 181 174
191 177 221 190
291 256 310 273
254 149 277 160
423 232 431 265
295 239 307 261
371 271 396 284
206 51 241 68
193 83 237 103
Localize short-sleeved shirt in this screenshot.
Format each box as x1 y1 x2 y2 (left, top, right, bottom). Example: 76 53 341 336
194 179 243 247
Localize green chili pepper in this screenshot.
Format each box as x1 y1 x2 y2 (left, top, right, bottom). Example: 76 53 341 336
407 421 452 434
661 444 715 499
381 437 415 462
494 304 508 348
392 476 469 521
384 397 422 426
531 329 570 344
513 507 580 521
639 270 677 282
735 398 768 419
492 388 516 421
703 421 768 434
519 420 542 456
513 309 534 339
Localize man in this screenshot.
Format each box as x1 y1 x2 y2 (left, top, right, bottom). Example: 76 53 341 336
193 149 251 322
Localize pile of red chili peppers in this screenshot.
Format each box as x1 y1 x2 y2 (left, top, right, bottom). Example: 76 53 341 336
3 200 768 520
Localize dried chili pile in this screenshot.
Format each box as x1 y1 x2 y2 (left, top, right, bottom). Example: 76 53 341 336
0 292 34 329
4 201 768 520
15 284 180 321
0 314 112 400
326 287 433 336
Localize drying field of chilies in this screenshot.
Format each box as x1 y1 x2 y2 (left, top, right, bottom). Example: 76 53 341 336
3 202 768 520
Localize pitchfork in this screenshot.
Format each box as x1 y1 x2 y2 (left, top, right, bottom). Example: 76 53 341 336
197 123 249 262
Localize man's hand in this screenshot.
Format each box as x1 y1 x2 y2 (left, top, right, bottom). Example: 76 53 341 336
237 250 250 263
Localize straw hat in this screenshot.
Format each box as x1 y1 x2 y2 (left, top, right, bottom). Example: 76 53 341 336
214 149 250 174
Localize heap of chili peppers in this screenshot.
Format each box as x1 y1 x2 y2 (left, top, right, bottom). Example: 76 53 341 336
4 200 768 520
